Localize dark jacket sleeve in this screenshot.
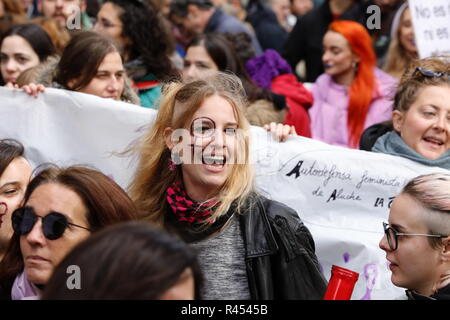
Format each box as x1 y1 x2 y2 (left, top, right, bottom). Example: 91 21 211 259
359 122 393 151
282 15 306 77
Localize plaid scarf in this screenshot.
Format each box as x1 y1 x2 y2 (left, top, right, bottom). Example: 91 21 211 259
166 181 217 224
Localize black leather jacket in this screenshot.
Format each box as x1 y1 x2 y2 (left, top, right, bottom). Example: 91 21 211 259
239 195 327 299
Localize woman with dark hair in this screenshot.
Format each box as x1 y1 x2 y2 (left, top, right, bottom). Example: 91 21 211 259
16 31 140 105
182 33 290 130
94 0 178 108
0 23 55 85
0 165 138 300
309 20 397 148
43 222 203 299
0 139 32 261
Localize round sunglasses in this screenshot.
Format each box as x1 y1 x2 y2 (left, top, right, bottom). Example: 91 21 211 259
12 206 91 240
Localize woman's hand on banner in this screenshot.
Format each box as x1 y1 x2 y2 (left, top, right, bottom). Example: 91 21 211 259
263 122 297 142
20 83 46 98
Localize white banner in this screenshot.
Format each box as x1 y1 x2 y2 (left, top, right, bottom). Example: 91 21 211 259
1 87 448 299
409 0 450 58
0 87 155 188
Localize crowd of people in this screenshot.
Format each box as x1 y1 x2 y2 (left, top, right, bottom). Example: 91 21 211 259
0 0 449 300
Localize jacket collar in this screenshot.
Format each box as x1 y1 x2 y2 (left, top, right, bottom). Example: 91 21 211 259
239 194 279 259
406 283 450 300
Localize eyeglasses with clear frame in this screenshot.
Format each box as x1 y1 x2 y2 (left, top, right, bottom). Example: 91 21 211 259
382 222 448 251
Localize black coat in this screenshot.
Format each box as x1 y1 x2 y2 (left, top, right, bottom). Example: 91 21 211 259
246 2 288 52
282 0 334 82
239 195 327 299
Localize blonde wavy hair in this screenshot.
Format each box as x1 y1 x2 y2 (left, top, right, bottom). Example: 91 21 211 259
129 72 255 227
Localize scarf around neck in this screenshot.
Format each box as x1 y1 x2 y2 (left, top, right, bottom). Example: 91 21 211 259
166 180 218 224
372 131 450 170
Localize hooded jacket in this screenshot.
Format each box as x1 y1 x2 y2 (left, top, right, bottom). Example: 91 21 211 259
309 67 397 148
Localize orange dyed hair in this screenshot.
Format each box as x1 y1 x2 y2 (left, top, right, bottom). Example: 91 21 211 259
328 20 377 147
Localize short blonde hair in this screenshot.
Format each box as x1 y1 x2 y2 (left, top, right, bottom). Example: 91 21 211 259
129 72 255 226
402 173 450 247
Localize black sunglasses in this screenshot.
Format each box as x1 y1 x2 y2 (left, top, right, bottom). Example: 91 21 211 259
12 207 91 240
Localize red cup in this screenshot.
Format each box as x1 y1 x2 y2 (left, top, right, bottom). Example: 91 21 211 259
323 265 359 300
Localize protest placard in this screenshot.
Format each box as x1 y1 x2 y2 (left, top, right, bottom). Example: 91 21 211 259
409 0 450 58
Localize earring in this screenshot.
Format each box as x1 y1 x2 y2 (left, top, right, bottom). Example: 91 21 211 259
168 158 177 171
352 61 358 70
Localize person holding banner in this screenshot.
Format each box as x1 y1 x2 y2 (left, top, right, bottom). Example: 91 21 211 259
129 72 327 299
380 173 450 300
0 165 138 300
0 23 55 86
0 139 32 261
14 31 141 104
42 222 203 299
309 20 397 149
369 57 450 169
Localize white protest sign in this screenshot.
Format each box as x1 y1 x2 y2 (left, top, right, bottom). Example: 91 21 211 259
1 87 448 299
409 0 450 58
251 128 450 300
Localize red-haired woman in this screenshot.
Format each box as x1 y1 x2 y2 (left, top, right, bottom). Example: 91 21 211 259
309 20 397 148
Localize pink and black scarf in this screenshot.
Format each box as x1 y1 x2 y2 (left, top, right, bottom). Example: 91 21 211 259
166 181 234 242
